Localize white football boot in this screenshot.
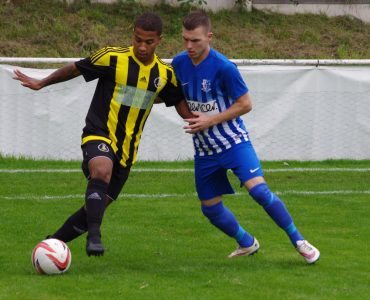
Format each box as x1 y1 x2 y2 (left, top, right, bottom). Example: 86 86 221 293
228 238 260 258
296 240 320 264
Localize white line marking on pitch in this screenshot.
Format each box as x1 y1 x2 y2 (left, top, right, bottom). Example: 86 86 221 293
0 167 370 173
1 190 370 200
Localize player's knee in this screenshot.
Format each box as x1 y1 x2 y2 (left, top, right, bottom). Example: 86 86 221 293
87 178 109 194
90 166 112 183
249 183 274 207
201 202 224 220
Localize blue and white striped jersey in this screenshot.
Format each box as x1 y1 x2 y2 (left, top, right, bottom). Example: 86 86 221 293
172 48 250 157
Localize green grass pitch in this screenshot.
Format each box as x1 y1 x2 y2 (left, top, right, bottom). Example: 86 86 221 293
0 158 369 299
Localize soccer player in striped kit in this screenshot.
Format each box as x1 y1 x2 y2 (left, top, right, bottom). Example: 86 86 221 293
172 11 320 263
13 13 192 257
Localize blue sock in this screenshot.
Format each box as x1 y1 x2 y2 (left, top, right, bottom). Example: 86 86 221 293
249 183 303 246
201 202 254 247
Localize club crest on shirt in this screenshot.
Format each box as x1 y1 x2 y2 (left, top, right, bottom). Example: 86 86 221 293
98 143 109 153
201 79 211 93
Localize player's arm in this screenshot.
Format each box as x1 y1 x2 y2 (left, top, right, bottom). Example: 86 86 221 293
153 97 165 104
174 99 193 119
154 97 193 118
184 93 252 134
13 63 81 90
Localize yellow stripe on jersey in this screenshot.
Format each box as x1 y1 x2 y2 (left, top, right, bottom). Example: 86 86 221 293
121 57 157 166
107 98 120 154
120 107 138 166
81 46 179 167
91 47 130 65
82 135 112 145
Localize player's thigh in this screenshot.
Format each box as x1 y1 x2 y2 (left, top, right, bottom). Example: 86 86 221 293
224 142 264 186
194 155 234 201
81 141 115 180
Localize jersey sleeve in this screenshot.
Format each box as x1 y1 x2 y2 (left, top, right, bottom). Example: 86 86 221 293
157 67 184 107
75 47 116 82
221 62 249 101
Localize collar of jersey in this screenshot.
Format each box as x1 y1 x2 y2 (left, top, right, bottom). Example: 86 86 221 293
130 46 157 68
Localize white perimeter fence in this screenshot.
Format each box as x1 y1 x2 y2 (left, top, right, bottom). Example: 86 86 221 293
1 58 370 161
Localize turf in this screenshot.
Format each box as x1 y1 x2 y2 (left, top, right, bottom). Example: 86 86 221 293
0 159 369 299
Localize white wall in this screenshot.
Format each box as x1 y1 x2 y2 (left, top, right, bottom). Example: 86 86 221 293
1 63 370 161
82 0 370 22
253 3 370 23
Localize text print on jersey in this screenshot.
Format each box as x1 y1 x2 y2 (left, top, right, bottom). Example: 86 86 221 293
187 100 219 115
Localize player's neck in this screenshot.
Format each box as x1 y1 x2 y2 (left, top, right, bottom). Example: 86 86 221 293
191 46 211 66
141 55 155 66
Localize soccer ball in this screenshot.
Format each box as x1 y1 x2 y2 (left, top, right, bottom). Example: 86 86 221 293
31 238 72 275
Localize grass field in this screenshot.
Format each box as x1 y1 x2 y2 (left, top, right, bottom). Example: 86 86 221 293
0 158 369 299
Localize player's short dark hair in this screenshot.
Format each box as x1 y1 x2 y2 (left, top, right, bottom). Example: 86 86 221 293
183 10 211 32
134 12 163 36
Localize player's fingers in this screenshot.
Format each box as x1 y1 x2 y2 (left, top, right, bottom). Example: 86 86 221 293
185 127 197 134
13 69 24 77
184 118 198 123
184 122 199 129
192 111 202 117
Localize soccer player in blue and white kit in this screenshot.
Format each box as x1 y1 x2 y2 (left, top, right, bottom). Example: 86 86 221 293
172 11 320 263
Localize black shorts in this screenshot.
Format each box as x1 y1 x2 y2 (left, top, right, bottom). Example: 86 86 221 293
81 141 130 200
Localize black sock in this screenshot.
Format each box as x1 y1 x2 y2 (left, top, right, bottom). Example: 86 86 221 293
85 178 108 241
51 206 87 242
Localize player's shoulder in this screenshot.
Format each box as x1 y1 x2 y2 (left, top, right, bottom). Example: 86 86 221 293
209 49 235 67
172 51 189 65
90 46 130 63
209 49 239 75
156 55 173 70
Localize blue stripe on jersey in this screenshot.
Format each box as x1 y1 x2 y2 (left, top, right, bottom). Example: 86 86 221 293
195 132 214 156
207 127 226 152
216 123 234 148
172 49 249 156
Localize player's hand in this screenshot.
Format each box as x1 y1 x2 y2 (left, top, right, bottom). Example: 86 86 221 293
13 69 44 90
183 111 215 134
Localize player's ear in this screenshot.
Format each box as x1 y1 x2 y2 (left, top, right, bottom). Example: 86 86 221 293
155 35 162 46
208 32 213 41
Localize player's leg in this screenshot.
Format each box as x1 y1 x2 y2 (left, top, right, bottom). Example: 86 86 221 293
50 198 113 242
246 177 305 245
85 146 130 256
195 154 259 257
84 155 112 256
49 142 113 244
229 142 303 245
85 161 130 256
247 178 320 263
232 142 320 263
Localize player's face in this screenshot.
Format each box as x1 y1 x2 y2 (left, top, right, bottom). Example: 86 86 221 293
132 27 161 65
182 26 212 65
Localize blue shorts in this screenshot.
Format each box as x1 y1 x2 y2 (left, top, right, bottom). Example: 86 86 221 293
194 141 264 200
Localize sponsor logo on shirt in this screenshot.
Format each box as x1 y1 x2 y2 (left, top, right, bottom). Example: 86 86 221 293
187 100 219 115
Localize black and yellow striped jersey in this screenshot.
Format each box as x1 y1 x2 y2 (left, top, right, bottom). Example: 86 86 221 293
75 46 183 167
